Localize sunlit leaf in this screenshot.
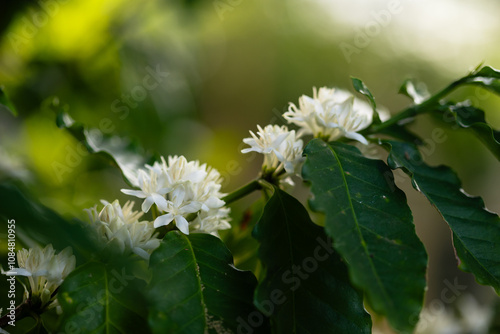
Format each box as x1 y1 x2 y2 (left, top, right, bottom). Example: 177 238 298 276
462 65 500 95
384 140 500 292
57 261 150 334
253 186 372 333
398 79 430 104
351 77 381 124
302 139 427 333
147 232 266 334
56 110 156 186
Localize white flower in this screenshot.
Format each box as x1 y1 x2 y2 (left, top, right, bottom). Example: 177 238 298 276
86 200 160 259
242 124 304 174
3 244 75 309
153 186 203 234
284 87 373 144
121 155 231 235
121 168 171 213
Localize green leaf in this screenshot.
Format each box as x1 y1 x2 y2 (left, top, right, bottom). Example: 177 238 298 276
0 182 96 261
462 65 500 95
56 110 155 186
147 232 266 334
398 79 430 104
384 140 500 292
441 103 500 160
0 86 17 116
302 139 427 333
57 261 150 334
351 77 381 124
253 186 372 333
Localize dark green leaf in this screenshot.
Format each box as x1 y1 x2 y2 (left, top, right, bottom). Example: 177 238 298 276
351 77 381 124
0 182 96 262
384 140 500 292
58 261 150 334
398 79 430 104
0 86 17 116
462 65 500 95
253 186 371 333
56 110 155 186
147 232 265 334
441 104 500 160
302 139 427 333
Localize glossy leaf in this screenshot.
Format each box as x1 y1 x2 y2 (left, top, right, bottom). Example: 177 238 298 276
56 110 156 186
253 186 372 333
57 261 150 334
442 104 500 160
384 140 500 292
398 79 430 104
147 232 265 334
302 139 427 333
0 86 17 116
461 65 500 95
351 77 381 124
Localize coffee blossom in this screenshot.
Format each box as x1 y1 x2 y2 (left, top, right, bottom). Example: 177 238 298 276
241 124 304 175
86 200 160 259
284 87 373 144
3 244 75 311
121 156 231 235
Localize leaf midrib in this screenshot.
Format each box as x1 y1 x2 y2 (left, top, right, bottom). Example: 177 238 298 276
325 144 392 307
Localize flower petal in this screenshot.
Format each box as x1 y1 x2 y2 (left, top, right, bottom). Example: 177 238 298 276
175 216 190 235
154 213 175 228
121 189 147 198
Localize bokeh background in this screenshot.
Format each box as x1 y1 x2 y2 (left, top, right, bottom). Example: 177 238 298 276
1 0 500 332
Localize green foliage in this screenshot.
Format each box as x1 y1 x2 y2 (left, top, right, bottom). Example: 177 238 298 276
147 232 264 333
56 110 157 186
58 261 150 334
384 140 500 291
439 104 500 160
253 185 371 333
302 139 427 333
2 64 500 334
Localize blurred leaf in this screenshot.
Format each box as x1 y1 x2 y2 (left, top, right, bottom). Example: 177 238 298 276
0 182 96 262
56 110 156 186
58 261 150 334
384 140 500 292
0 87 17 116
302 139 427 333
463 65 500 95
147 232 265 334
398 79 430 104
253 186 371 333
442 104 500 160
351 77 381 124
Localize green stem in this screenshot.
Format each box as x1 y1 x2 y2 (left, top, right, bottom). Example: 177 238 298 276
365 78 465 134
222 179 262 205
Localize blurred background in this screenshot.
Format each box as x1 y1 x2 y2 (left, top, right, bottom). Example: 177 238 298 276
1 0 500 332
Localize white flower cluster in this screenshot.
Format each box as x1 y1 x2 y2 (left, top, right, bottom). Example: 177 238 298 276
4 244 75 311
242 125 304 175
86 200 160 260
241 87 376 179
121 155 231 235
284 87 373 144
